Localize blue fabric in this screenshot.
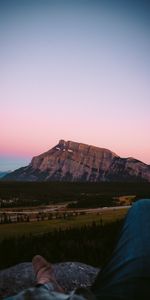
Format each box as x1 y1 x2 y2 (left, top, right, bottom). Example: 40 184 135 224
5 199 150 300
92 199 150 300
5 283 76 300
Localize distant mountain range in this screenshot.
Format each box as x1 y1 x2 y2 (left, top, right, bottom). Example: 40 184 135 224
3 140 150 182
0 171 11 179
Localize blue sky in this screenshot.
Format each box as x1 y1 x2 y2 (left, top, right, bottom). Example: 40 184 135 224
0 0 150 171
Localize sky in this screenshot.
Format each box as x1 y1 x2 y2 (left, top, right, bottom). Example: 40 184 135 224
0 0 150 171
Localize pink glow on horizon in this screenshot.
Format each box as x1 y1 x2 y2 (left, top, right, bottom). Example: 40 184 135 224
1 134 150 165
1 1 150 170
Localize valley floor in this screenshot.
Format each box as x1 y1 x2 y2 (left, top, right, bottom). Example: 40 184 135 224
0 206 128 240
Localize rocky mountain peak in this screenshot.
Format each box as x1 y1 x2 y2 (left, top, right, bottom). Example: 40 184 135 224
3 140 150 182
57 139 118 156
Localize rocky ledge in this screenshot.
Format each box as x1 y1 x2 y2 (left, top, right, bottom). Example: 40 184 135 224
0 262 99 298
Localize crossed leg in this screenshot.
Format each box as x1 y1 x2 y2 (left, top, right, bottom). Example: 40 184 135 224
91 199 150 300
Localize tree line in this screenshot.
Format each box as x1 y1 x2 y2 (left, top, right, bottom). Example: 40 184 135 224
0 219 123 270
0 211 86 224
0 181 150 208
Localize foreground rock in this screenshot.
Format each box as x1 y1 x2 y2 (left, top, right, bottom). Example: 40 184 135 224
3 139 150 182
0 262 99 298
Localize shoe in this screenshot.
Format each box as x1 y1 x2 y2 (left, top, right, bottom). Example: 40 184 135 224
32 255 64 292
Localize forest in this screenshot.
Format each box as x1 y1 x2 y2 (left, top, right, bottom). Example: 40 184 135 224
0 181 150 207
0 181 150 270
0 219 123 270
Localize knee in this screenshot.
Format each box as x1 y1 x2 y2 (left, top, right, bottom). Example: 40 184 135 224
132 199 150 211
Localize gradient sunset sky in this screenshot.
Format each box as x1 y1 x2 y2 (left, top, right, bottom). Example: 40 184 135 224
1 0 150 171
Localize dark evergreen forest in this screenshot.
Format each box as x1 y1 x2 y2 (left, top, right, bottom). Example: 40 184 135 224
0 220 123 270
0 182 150 207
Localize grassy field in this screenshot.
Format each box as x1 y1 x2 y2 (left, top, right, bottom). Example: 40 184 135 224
0 208 128 241
0 181 149 270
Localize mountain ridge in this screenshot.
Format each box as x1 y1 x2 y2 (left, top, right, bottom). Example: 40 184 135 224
0 171 11 179
3 140 150 182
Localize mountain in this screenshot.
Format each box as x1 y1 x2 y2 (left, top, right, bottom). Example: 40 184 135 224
0 171 11 179
3 139 150 182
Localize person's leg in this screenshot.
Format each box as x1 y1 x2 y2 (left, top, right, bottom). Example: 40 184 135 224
6 283 61 300
32 255 64 293
5 256 86 300
92 199 150 300
5 256 66 300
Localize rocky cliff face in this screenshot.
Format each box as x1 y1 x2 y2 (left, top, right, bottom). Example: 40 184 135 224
3 140 150 182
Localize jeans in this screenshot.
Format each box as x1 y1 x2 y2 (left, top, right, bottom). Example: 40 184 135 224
5 199 150 300
92 199 150 300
